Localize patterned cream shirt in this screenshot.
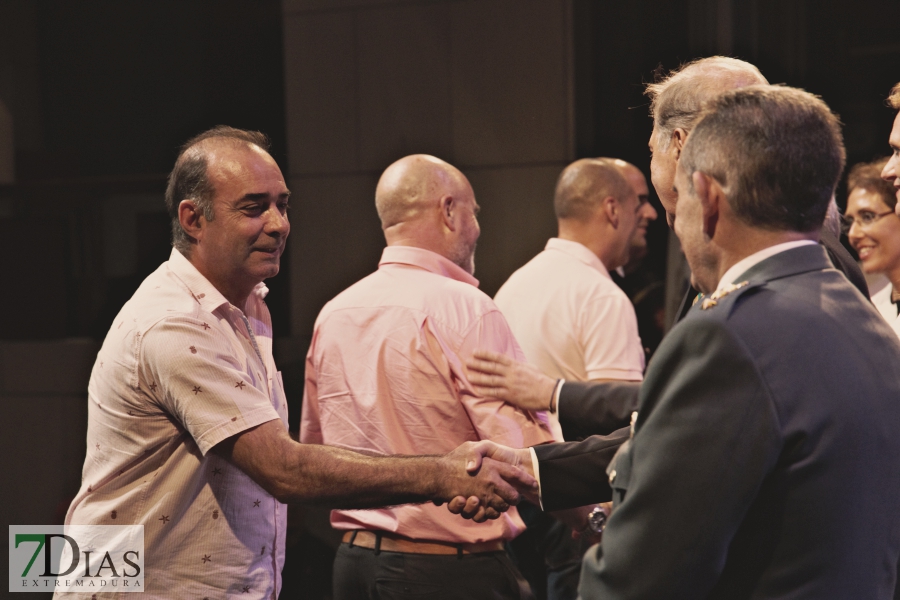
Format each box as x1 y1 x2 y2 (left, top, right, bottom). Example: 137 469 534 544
61 248 288 600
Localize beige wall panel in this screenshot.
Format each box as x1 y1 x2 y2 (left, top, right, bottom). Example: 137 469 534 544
356 3 453 171
0 340 99 394
284 11 358 175
450 0 572 166
289 174 384 337
284 0 442 15
2 394 88 525
463 163 564 297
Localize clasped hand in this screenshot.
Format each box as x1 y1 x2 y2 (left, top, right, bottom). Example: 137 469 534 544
434 440 538 522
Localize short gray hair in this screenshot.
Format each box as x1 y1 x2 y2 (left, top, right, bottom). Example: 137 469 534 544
645 56 767 150
680 85 845 233
164 125 270 255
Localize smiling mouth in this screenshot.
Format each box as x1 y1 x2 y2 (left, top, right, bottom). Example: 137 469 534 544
856 246 875 260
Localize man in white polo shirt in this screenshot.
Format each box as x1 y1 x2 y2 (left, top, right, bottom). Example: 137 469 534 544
494 157 647 401
492 157 648 600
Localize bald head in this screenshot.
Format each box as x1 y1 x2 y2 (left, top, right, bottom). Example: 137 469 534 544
554 158 632 222
608 159 649 202
376 155 469 229
375 154 481 274
646 56 768 149
554 158 643 271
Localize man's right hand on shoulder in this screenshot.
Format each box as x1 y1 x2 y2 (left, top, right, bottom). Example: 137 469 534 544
466 350 557 411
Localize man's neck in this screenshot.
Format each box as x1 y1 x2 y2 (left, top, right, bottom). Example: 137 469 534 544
187 254 252 309
557 227 616 272
711 229 818 289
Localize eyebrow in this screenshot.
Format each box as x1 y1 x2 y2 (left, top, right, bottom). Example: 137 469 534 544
240 191 291 201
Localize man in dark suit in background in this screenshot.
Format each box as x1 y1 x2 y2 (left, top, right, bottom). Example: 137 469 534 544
460 85 900 599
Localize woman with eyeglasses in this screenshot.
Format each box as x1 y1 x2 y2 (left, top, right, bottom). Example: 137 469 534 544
843 157 900 337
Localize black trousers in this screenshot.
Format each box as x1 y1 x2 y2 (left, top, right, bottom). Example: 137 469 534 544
332 541 535 600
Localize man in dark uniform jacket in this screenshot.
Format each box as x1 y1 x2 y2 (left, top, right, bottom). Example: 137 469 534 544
466 55 869 442
458 85 900 599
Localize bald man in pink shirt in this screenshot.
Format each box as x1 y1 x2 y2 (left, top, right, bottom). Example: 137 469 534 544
301 154 558 600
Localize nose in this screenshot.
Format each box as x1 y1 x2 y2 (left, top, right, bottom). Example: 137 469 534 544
882 155 898 182
643 202 658 222
265 206 290 237
846 219 864 246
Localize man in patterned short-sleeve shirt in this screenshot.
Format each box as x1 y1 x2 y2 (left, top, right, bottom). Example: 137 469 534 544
59 127 535 600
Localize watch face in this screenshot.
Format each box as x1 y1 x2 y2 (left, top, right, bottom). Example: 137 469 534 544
588 507 607 533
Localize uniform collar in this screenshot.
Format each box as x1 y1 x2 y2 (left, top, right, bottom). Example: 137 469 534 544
716 240 817 292
167 248 269 313
545 238 610 279
378 246 480 288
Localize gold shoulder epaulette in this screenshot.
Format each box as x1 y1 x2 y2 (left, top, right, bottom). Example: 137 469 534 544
701 281 750 310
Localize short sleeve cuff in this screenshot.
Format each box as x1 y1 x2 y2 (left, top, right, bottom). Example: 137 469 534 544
194 405 283 456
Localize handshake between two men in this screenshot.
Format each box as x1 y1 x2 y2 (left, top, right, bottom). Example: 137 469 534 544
444 349 617 538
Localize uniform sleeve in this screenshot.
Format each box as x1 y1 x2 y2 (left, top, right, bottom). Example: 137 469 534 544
140 316 282 455
455 309 559 447
579 318 781 599
557 380 640 439
579 291 644 381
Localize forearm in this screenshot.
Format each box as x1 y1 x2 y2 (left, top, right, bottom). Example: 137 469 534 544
279 443 442 507
221 420 442 506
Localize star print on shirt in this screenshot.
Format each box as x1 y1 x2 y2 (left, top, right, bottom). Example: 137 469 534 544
235 381 245 389
253 499 261 507
201 555 211 564
192 386 202 395
212 467 222 476
159 515 170 524
201 322 210 330
242 586 250 594
189 346 197 354
95 443 100 450
148 382 157 392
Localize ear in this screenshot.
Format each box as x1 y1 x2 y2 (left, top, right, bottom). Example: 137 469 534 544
178 199 205 242
439 195 457 232
691 171 721 239
671 128 688 159
601 196 619 228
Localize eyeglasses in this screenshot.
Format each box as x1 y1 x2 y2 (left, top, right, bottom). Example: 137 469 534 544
840 210 896 234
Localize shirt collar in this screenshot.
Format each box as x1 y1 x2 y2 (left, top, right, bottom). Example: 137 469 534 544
716 240 817 291
378 246 479 287
167 248 270 313
545 238 610 279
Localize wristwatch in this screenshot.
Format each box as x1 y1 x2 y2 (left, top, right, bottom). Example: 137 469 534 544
587 506 608 534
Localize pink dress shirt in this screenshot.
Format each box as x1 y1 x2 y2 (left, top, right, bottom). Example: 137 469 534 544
61 249 288 600
300 246 557 544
